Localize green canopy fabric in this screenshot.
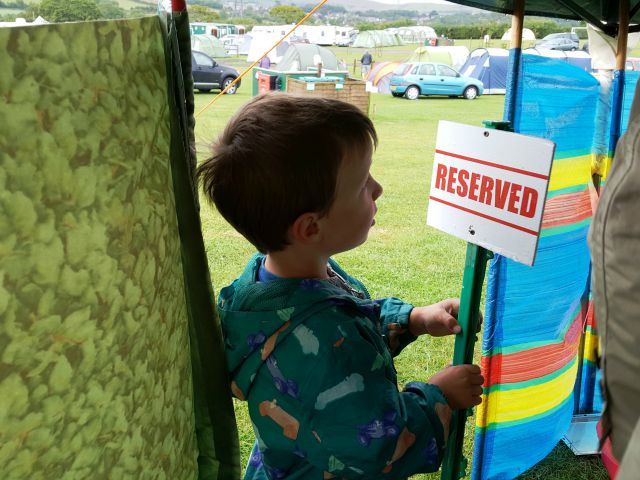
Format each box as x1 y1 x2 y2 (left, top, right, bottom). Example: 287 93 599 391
0 13 239 479
446 1 640 35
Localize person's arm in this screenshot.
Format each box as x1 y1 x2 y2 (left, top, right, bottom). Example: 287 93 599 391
327 260 469 356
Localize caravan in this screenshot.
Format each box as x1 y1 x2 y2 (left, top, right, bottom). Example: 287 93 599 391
335 26 357 46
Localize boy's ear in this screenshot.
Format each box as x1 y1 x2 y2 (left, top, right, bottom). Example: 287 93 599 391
289 212 321 244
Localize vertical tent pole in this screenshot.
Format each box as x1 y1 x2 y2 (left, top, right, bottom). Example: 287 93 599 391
503 0 525 123
609 0 630 156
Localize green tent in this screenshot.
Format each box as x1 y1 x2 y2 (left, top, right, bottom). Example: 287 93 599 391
352 30 404 48
0 10 239 480
274 43 340 71
191 34 228 58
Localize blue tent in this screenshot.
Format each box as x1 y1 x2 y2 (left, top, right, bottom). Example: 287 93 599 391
524 48 593 72
459 47 509 94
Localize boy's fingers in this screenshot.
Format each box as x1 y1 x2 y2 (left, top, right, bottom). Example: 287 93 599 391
472 386 483 396
470 374 485 385
465 364 481 374
448 317 462 333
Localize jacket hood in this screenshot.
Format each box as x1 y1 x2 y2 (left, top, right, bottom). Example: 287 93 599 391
218 254 375 401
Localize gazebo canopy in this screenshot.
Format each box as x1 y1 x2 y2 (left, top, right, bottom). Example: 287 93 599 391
447 1 640 35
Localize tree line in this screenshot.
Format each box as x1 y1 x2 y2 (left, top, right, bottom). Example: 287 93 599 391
1 0 579 40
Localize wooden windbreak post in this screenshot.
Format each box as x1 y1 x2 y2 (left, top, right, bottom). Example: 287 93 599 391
503 0 525 124
510 0 525 49
616 0 630 71
609 0 630 155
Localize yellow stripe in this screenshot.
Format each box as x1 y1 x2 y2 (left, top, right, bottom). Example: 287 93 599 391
591 153 614 180
548 155 591 192
476 359 578 428
583 330 599 364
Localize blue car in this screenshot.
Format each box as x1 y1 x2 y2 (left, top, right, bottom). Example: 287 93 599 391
389 62 484 100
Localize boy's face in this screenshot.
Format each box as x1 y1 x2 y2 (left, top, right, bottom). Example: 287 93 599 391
319 142 383 254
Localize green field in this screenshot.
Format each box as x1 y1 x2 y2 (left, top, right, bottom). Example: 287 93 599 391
195 43 608 479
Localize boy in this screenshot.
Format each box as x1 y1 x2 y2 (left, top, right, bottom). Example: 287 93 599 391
198 93 483 479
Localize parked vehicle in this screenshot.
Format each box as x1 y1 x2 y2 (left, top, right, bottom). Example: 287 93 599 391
540 32 580 43
389 62 484 100
536 38 580 51
191 50 240 94
535 33 580 51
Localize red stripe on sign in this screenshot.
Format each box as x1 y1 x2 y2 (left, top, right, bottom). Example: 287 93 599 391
435 149 549 180
429 196 539 236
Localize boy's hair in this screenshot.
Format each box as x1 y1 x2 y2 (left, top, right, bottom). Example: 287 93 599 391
197 92 378 253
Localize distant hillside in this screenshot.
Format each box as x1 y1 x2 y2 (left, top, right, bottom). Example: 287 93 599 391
306 0 481 13
3 0 480 15
111 0 479 14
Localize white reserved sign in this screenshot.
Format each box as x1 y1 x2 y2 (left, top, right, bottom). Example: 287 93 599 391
426 121 555 266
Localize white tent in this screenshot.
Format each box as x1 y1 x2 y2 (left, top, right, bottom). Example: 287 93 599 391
246 32 289 63
502 28 536 41
587 23 640 70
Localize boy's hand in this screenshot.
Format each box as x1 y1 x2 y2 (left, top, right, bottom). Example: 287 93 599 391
428 364 484 409
408 298 483 337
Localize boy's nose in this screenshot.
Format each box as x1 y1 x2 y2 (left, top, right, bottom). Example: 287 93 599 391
372 178 383 200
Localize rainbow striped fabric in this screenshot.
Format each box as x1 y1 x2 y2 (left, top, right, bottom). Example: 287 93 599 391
472 56 640 480
472 55 600 479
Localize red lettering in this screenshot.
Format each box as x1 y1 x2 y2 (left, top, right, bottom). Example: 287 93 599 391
494 180 511 209
507 184 522 214
520 187 538 218
469 173 480 201
479 175 494 205
435 164 447 190
456 169 469 197
447 166 458 194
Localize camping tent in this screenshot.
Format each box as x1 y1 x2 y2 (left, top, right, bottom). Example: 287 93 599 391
274 43 340 71
365 61 402 94
246 32 289 63
408 46 470 69
387 26 437 43
1 10 239 479
237 33 252 55
191 34 228 58
524 48 593 71
352 30 403 48
502 27 536 41
459 48 509 94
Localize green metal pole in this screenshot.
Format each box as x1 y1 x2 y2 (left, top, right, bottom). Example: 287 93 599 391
440 120 510 480
440 244 493 480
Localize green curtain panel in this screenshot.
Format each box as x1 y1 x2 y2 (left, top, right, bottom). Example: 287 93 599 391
0 15 239 479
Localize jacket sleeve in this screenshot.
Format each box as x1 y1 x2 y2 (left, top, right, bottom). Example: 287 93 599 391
375 297 418 357
247 307 451 479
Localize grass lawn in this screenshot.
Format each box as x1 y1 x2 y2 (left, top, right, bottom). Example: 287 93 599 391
194 44 608 479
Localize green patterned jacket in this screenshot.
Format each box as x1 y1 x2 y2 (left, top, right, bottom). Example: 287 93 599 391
219 254 451 479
